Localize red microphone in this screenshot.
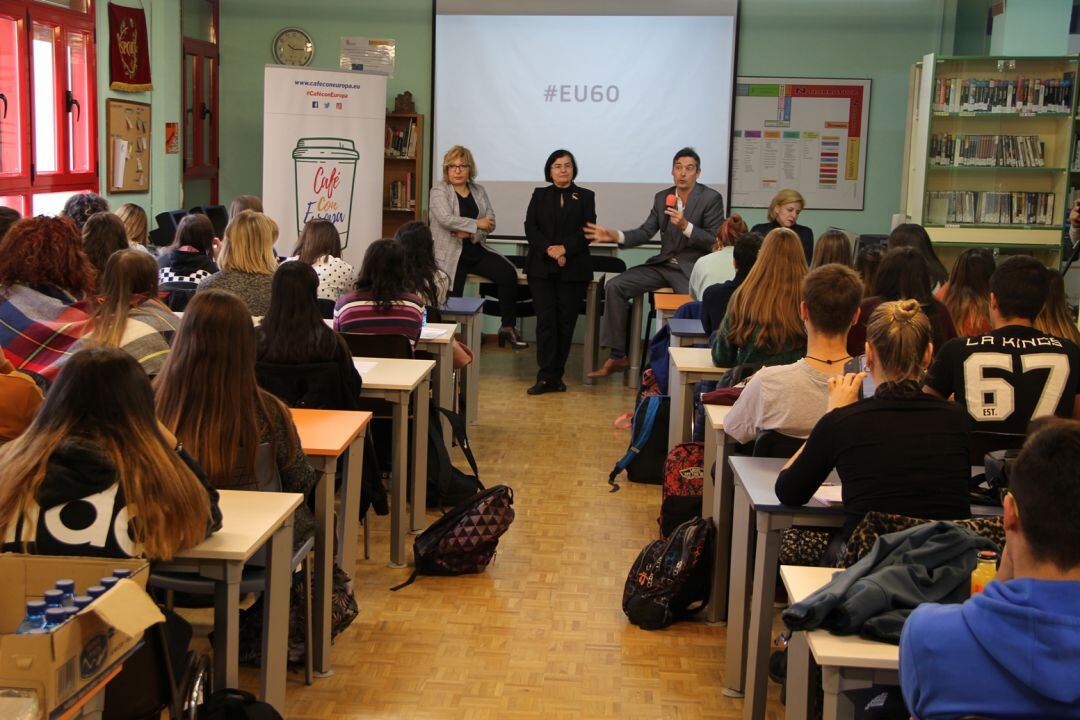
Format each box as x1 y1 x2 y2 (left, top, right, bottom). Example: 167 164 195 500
665 194 677 208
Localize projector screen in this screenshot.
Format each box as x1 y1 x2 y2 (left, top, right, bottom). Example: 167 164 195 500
433 0 738 235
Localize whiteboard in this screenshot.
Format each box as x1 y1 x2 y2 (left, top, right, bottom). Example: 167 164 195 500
731 77 871 210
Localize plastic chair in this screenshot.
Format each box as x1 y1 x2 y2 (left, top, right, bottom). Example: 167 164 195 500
149 445 316 686
160 282 198 312
752 430 804 459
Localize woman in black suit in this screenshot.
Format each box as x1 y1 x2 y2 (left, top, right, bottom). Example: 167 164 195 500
750 188 814 264
524 149 596 395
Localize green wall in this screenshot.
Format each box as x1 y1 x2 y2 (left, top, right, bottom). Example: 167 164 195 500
217 0 433 210
95 0 182 219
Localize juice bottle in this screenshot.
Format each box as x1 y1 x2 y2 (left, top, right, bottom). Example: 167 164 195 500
970 550 998 595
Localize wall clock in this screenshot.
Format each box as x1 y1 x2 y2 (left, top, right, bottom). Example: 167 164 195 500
272 27 315 66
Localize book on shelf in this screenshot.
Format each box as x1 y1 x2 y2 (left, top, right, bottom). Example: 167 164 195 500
926 190 1056 226
384 119 417 158
929 133 1046 168
386 173 417 211
932 73 1074 114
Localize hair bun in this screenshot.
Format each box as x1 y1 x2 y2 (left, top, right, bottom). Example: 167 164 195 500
893 298 921 321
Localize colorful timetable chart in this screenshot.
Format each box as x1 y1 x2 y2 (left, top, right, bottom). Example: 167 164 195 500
732 77 871 210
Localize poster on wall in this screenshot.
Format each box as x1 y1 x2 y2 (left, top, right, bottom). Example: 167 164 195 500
262 65 387 267
731 77 871 210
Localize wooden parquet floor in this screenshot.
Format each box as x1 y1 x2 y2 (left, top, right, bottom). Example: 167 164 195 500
238 342 785 719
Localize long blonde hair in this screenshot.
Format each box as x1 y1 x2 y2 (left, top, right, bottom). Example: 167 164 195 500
866 299 932 381
725 227 808 353
115 203 149 247
0 347 210 560
1036 271 1080 344
219 210 278 274
89 249 168 348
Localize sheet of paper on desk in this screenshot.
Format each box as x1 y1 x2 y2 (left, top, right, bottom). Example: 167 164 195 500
353 360 378 374
420 326 448 339
811 484 843 506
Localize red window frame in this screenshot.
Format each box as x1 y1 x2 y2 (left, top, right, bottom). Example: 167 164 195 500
182 0 219 201
0 0 97 211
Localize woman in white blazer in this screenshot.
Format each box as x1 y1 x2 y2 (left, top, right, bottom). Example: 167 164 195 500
430 145 527 349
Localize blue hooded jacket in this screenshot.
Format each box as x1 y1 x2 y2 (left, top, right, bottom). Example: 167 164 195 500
900 578 1080 719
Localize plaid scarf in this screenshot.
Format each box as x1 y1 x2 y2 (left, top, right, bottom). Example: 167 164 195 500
0 284 93 380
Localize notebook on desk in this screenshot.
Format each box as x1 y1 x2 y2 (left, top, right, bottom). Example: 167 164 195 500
810 483 843 507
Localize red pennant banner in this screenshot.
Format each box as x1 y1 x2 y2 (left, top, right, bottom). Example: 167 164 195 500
108 3 152 92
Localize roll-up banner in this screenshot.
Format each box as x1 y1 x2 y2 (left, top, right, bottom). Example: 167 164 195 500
262 65 387 267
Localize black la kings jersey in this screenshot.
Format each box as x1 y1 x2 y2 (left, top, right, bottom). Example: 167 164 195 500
924 325 1080 434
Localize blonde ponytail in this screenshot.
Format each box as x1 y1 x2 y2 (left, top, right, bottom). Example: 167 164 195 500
866 299 932 381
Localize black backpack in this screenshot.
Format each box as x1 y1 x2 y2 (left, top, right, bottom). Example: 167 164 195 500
391 485 515 591
622 516 714 630
608 394 669 491
427 404 484 508
197 689 283 720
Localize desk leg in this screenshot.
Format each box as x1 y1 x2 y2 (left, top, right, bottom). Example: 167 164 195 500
410 378 431 533
213 562 242 694
667 366 688 452
786 631 815 720
435 343 453 449
466 315 481 426
723 485 754 697
313 457 334 677
260 517 293 710
743 517 782 720
627 294 644 389
823 667 869 720
707 436 734 624
337 434 365 576
389 393 408 568
582 279 599 385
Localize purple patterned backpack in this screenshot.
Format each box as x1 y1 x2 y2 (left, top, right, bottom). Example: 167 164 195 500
391 485 515 590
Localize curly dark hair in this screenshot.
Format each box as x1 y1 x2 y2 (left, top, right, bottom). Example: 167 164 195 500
0 216 95 295
62 193 109 231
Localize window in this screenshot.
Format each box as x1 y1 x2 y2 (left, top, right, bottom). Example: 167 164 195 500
0 0 96 214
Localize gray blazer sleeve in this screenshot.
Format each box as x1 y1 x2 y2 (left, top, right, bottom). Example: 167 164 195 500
472 183 496 244
429 183 478 235
621 195 663 248
687 190 725 252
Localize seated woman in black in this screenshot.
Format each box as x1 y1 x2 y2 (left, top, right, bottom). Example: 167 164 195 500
750 188 814 264
776 299 971 563
255 260 361 407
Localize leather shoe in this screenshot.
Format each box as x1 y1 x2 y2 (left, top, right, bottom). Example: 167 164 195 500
526 380 566 395
587 356 629 378
498 327 529 350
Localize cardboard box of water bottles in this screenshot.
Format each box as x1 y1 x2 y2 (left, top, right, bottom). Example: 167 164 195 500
0 554 164 716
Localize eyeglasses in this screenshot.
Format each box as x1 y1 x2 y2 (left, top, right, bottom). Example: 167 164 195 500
447 164 471 171
550 163 574 171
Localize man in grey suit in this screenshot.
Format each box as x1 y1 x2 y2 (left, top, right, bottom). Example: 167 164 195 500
584 147 725 377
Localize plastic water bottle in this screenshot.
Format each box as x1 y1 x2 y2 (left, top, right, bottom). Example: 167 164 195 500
17 601 47 633
422 307 428 326
73 595 93 611
112 568 132 580
55 579 76 607
43 607 67 630
86 585 106 600
42 589 64 608
99 576 119 592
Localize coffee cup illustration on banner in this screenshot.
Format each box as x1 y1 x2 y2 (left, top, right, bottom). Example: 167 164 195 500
292 137 359 248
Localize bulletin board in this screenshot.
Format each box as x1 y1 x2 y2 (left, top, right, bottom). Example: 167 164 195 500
731 77 871 210
106 99 151 194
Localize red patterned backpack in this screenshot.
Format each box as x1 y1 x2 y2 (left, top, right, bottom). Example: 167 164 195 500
391 485 515 590
659 442 705 539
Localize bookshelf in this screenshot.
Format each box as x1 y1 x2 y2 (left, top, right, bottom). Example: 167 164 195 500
904 54 1078 269
383 113 424 238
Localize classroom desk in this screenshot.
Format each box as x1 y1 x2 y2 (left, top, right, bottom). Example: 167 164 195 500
353 356 435 567
667 347 730 451
781 566 901 720
165 490 301 711
703 403 735 625
653 292 692 330
668 317 707 348
626 287 674 389
441 297 484 426
418 322 459 447
290 407 372 676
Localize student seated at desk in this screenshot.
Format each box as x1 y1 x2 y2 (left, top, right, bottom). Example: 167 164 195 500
937 247 994 337
723 263 863 444
81 212 130 281
776 300 970 564
710 227 808 368
396 220 452 315
197 210 278 316
699 231 761 337
157 213 219 286
288 219 355 302
924 255 1080 434
900 418 1080 719
256 260 361 401
334 238 425 343
0 346 218 558
688 214 747 301
68 249 179 376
